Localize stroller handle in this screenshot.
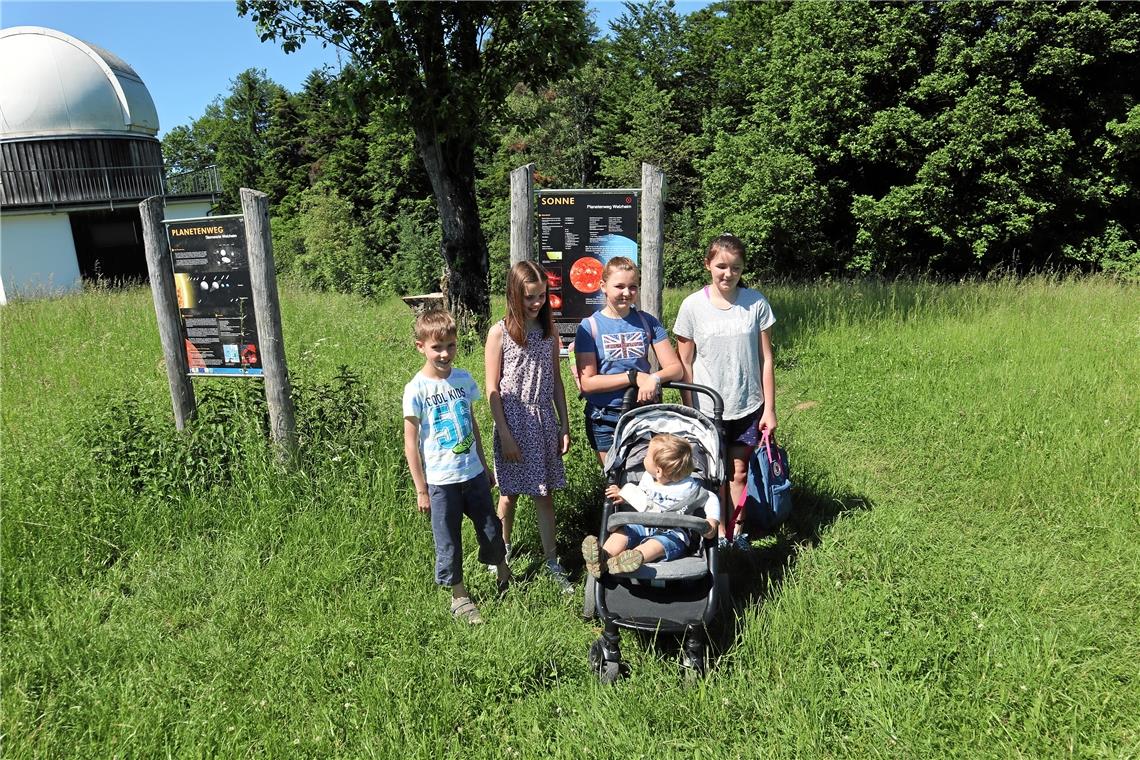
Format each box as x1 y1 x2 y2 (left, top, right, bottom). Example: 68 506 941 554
620 380 725 419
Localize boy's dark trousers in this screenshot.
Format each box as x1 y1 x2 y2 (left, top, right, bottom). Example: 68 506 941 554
428 472 506 586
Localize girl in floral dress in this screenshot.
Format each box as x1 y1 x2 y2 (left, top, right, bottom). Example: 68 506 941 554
485 261 573 592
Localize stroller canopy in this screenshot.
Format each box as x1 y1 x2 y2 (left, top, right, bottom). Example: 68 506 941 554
603 403 724 484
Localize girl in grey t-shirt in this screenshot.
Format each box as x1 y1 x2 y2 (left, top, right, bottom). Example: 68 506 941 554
673 234 777 548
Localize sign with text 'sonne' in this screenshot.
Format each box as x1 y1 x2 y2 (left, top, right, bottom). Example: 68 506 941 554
536 190 638 327
166 215 263 376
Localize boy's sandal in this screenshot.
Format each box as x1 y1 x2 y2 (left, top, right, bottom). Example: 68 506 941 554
451 596 483 624
608 549 644 575
581 536 604 579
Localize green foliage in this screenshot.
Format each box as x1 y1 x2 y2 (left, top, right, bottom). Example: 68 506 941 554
702 1 1140 276
164 2 1140 297
292 182 380 296
80 384 268 499
388 199 443 296
238 0 591 326
79 369 378 502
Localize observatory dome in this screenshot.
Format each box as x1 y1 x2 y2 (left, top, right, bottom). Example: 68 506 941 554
0 26 159 139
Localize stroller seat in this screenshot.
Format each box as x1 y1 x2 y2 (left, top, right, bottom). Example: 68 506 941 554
604 497 717 582
610 555 707 581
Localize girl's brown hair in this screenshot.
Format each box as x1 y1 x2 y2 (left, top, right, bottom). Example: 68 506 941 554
705 234 746 265
505 260 553 345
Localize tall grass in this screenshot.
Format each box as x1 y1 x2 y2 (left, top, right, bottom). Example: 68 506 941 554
2 278 1137 757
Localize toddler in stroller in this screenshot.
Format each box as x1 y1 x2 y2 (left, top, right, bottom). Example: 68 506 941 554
581 432 720 576
582 382 731 681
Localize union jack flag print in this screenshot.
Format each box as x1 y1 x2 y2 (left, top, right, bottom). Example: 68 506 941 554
602 331 646 360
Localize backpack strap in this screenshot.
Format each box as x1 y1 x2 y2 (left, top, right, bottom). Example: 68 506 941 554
631 308 659 370
569 315 599 397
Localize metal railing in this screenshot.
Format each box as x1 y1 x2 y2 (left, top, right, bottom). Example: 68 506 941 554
0 164 221 208
164 165 222 197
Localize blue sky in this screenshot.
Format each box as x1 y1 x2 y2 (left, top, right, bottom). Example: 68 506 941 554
2 1 711 138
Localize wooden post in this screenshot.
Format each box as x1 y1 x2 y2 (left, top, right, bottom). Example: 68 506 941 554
140 196 196 430
640 162 666 321
240 188 297 462
510 163 535 266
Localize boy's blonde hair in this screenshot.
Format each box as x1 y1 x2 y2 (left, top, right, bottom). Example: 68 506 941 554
414 308 457 342
649 433 694 482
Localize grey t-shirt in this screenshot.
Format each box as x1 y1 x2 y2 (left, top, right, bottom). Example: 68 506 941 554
673 286 775 420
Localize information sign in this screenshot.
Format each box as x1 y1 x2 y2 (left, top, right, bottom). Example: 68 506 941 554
166 215 263 376
536 190 638 327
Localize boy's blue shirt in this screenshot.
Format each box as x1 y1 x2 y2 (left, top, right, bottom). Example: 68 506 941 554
402 367 484 485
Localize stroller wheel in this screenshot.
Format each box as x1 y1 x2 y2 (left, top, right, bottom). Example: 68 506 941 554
589 638 628 684
588 638 604 668
680 650 707 682
599 660 625 684
680 632 708 682
582 575 597 620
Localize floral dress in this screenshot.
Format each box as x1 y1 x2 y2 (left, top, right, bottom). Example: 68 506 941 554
492 321 566 496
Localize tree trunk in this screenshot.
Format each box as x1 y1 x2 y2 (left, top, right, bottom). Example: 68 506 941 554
415 128 490 334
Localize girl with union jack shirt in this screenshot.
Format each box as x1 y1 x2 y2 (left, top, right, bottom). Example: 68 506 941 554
573 257 683 464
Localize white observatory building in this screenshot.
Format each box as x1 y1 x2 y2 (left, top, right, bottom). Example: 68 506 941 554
0 26 219 304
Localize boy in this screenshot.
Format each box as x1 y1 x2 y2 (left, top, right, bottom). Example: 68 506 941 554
403 309 511 624
581 433 720 577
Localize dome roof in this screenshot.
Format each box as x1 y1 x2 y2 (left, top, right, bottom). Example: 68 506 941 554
0 26 159 140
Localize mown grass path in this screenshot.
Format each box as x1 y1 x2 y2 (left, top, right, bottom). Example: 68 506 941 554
2 278 1137 758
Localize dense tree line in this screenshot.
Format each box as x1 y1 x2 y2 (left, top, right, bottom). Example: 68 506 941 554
163 0 1139 316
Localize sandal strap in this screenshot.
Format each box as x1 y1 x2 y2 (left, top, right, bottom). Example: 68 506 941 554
451 597 479 616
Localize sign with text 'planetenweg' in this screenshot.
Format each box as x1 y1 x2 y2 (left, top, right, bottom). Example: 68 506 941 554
166 215 263 376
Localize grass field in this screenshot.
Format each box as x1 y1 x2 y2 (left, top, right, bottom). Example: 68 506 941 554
2 277 1138 758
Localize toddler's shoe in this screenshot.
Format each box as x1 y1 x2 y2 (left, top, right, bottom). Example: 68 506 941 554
581 536 604 579
450 596 483 625
732 533 752 552
546 559 575 594
608 549 644 575
716 536 730 551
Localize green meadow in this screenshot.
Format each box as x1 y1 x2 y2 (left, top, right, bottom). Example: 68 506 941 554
2 278 1137 758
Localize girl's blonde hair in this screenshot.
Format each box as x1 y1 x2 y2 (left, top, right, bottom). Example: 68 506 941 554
602 256 639 282
649 433 694 482
504 261 553 345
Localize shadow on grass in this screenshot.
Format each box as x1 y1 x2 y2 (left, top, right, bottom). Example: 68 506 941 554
711 477 873 656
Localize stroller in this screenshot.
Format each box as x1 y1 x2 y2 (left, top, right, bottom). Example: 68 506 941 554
583 381 730 682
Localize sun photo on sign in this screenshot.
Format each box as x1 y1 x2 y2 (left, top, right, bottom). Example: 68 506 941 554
569 256 604 293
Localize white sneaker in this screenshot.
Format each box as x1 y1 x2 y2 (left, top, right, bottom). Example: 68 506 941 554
546 560 575 594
